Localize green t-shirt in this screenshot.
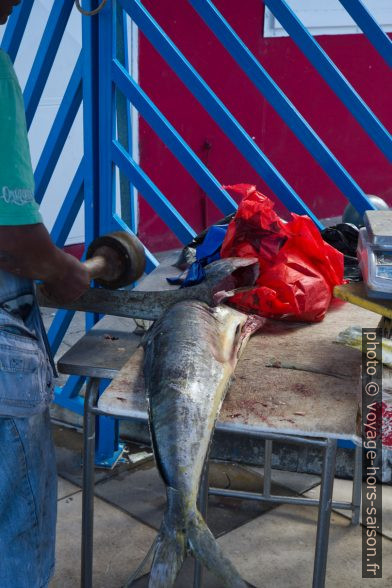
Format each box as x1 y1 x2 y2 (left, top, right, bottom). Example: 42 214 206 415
0 50 42 225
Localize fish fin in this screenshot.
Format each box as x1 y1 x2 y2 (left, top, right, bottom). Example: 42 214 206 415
123 536 158 587
148 522 186 588
188 511 247 588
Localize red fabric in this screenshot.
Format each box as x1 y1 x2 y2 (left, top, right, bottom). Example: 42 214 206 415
369 401 392 448
382 402 392 447
221 185 344 322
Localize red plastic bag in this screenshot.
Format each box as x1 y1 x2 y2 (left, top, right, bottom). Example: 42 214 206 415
221 185 344 322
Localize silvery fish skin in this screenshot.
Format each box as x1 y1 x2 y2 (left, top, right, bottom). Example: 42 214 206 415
143 300 265 587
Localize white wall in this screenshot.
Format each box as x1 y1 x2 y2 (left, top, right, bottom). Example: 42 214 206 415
264 0 392 38
0 1 138 246
0 1 84 244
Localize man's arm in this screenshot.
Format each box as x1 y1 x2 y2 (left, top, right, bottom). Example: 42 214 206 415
0 13 90 306
0 224 90 303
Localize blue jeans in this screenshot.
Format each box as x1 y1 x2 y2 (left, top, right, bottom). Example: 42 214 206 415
0 410 57 588
0 272 57 586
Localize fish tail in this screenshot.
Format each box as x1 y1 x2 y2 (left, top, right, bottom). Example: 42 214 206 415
123 536 158 587
188 510 247 588
148 520 186 588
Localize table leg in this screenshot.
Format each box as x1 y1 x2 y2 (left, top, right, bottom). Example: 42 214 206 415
81 377 100 588
263 440 273 498
312 438 337 588
193 460 210 588
351 443 362 525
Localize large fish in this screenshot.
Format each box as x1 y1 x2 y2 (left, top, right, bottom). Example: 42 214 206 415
142 300 265 587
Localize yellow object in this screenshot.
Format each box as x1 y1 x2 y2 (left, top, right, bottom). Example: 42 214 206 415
336 326 392 368
334 282 392 319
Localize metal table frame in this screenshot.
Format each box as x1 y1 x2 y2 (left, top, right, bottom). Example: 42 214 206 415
80 376 362 588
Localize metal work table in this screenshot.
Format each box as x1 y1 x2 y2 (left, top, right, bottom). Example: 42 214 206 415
58 255 375 588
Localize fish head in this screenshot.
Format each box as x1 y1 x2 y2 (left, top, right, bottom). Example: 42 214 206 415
203 257 259 305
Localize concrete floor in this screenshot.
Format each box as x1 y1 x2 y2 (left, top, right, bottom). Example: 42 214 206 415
49 426 392 588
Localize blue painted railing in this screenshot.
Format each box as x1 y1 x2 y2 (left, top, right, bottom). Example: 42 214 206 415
188 0 376 216
264 0 392 162
24 2 75 130
112 60 236 217
337 0 392 69
1 0 390 458
120 0 324 228
34 54 83 205
0 0 34 62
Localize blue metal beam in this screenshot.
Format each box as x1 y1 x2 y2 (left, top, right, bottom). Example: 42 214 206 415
264 0 392 162
96 1 134 467
47 309 75 356
34 54 83 205
50 159 85 248
120 0 322 228
82 0 101 333
48 160 84 362
98 0 117 235
0 0 34 63
339 0 392 69
144 252 160 273
115 3 137 233
112 213 159 272
24 0 74 129
54 377 85 415
188 0 375 217
112 139 196 244
112 59 237 216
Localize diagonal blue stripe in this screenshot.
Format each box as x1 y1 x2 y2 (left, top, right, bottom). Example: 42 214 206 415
112 213 159 272
23 0 74 129
112 59 237 216
48 309 75 356
50 159 84 249
264 0 392 162
188 0 375 216
34 54 83 205
338 0 392 69
0 0 34 62
54 377 85 415
112 139 196 244
120 0 323 228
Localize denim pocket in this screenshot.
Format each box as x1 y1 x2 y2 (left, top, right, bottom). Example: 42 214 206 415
0 330 51 417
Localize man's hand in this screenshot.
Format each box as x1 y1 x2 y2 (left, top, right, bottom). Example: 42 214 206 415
42 252 90 304
0 224 90 303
